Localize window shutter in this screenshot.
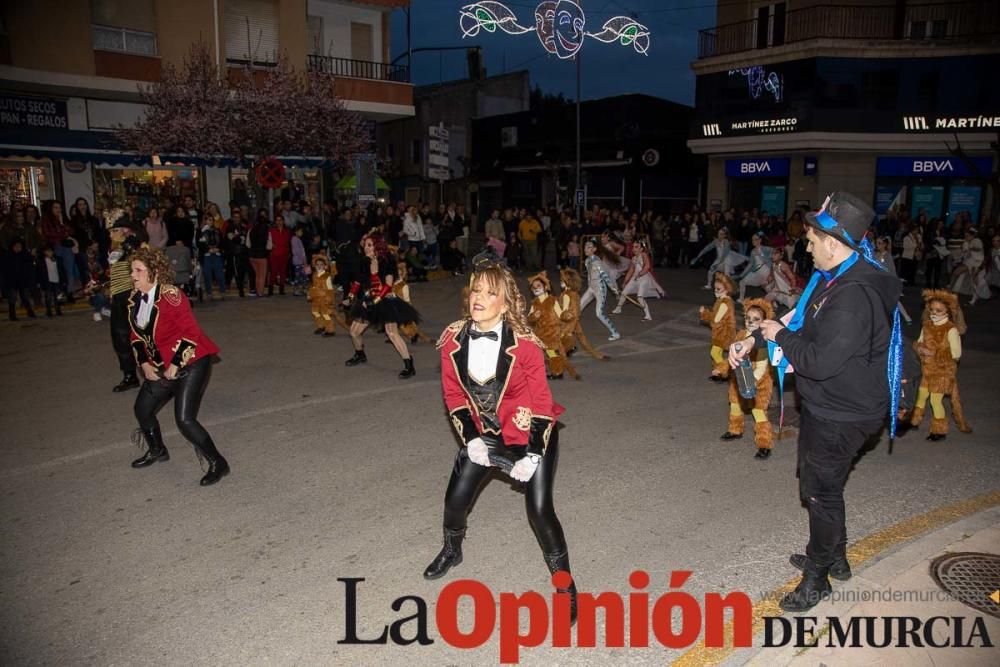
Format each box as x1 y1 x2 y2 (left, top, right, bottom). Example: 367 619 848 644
224 0 279 65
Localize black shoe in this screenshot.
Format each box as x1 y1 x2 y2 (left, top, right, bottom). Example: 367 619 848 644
113 375 140 393
423 528 465 580
322 331 336 338
279 286 285 295
927 433 946 442
709 375 727 383
547 373 564 380
411 334 419 344
267 286 274 296
131 428 169 468
399 357 415 379
544 549 578 626
345 349 367 366
200 456 230 486
313 327 324 335
789 553 852 581
755 448 772 459
779 559 831 612
720 431 743 440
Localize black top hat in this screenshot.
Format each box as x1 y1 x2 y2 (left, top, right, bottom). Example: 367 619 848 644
805 191 875 250
110 218 141 232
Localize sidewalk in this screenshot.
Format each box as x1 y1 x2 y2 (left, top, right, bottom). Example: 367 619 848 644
733 504 1000 666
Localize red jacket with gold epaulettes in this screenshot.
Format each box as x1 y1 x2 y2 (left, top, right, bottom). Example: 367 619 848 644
128 284 220 369
438 319 564 455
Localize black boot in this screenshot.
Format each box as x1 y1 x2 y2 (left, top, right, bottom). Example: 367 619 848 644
194 436 230 486
399 357 415 379
779 558 831 612
544 549 578 625
131 427 169 468
113 374 140 393
345 349 367 366
423 528 465 580
789 553 852 581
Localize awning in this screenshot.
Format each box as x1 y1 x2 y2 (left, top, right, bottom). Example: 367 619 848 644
335 174 390 190
0 127 333 168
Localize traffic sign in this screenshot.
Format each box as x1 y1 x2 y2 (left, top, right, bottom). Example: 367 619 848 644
575 188 585 207
428 167 450 181
429 125 450 141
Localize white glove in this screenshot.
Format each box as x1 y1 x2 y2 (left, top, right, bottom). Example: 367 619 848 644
466 437 490 466
510 454 541 482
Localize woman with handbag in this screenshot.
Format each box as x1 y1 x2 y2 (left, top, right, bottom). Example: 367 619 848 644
127 246 229 486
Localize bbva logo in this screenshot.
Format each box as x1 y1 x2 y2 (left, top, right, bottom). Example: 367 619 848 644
912 160 953 173
740 162 772 174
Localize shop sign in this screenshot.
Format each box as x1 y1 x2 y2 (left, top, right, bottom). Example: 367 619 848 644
876 156 993 177
725 158 790 178
64 161 88 173
0 93 69 130
901 114 1000 131
700 116 798 138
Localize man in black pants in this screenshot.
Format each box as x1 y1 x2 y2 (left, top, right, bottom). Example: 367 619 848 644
108 220 145 392
731 192 901 612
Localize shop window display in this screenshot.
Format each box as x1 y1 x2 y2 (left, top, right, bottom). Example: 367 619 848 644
94 167 201 219
0 160 54 210
230 167 322 213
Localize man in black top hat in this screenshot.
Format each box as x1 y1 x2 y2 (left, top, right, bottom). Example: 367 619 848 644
108 218 146 392
731 191 902 612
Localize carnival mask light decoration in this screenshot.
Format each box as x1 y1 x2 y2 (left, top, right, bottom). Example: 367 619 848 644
460 1 650 58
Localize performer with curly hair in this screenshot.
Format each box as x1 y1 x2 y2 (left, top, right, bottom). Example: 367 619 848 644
612 239 664 320
342 233 420 378
557 267 609 361
127 247 229 486
424 248 577 623
700 272 737 381
720 298 775 459
908 290 972 441
528 271 578 380
580 238 621 340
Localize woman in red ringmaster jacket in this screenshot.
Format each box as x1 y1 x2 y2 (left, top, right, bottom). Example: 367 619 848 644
423 247 578 624
127 247 229 486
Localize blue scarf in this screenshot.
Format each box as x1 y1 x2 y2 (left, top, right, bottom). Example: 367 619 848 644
767 237 903 438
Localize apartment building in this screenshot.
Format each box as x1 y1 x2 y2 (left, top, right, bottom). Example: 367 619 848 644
0 0 413 216
687 0 999 222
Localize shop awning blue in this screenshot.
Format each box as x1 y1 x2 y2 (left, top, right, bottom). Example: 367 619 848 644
0 128 333 168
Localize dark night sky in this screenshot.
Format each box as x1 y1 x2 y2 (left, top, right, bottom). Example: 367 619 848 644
390 1 717 107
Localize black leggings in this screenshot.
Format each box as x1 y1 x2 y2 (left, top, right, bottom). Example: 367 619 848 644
134 356 213 447
442 430 567 556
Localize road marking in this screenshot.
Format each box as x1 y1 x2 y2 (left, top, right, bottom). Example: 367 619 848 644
674 490 1000 667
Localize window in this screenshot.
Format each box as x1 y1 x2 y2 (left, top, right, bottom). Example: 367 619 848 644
225 0 279 66
351 22 373 62
387 143 395 160
308 15 323 57
755 3 786 50
91 0 157 55
411 139 422 165
908 20 948 39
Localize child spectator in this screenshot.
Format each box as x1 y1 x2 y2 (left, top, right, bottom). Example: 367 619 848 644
2 239 38 320
36 245 65 317
404 245 428 282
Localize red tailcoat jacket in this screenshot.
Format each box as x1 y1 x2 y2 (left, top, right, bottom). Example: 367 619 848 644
129 284 220 370
438 319 564 456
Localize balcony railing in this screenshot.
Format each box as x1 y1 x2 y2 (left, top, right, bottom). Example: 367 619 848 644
307 55 410 83
698 1 1000 59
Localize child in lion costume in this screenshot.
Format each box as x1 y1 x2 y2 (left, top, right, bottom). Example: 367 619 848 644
307 254 347 336
700 272 737 381
528 271 578 380
720 298 774 459
557 267 609 362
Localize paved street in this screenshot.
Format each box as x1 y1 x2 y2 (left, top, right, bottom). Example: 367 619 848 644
1 266 998 665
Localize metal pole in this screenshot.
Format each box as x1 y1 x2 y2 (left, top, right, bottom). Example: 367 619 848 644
575 51 581 222
406 7 412 70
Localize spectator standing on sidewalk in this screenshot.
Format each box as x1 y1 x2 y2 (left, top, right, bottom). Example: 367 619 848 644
519 210 543 270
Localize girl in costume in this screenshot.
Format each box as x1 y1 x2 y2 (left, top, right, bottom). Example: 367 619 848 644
764 246 802 311
393 259 433 344
612 239 664 321
579 238 621 341
699 272 737 382
528 271 578 380
736 232 771 300
557 267 609 362
342 233 420 379
720 299 774 459
600 231 630 281
949 227 985 297
909 290 972 441
691 227 747 289
986 235 1000 291
425 248 577 623
307 254 345 337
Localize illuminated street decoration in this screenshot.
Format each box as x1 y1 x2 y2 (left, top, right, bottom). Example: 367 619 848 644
729 66 783 102
459 1 650 58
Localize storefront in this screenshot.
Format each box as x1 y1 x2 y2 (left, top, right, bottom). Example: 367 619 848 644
0 158 56 209
93 166 202 217
229 166 324 212
725 157 790 216
873 156 993 224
